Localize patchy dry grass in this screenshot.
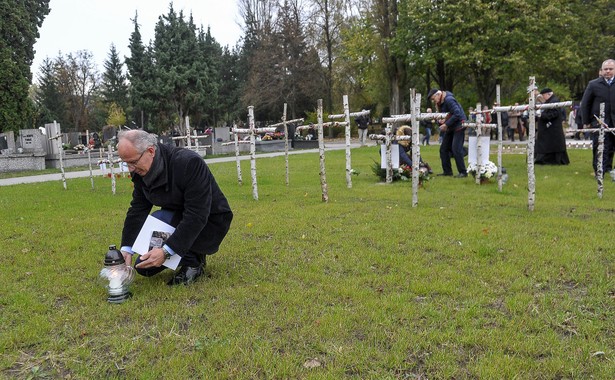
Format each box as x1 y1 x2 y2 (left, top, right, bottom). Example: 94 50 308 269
0 146 613 378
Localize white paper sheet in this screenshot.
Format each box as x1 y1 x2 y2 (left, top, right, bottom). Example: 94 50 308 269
132 215 181 270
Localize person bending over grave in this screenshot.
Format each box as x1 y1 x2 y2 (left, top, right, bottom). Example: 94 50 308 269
534 88 570 165
427 88 468 177
117 130 233 285
396 126 433 173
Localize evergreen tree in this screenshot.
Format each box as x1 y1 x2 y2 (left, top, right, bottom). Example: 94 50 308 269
100 44 129 116
194 26 222 128
0 0 50 132
33 58 64 127
151 6 203 134
125 11 152 129
218 45 244 125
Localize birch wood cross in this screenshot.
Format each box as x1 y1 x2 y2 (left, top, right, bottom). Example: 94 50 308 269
86 130 94 190
226 106 279 200
268 107 304 186
47 121 67 190
492 76 572 211
465 103 498 185
371 90 448 206
171 116 211 153
97 145 122 194
328 95 371 189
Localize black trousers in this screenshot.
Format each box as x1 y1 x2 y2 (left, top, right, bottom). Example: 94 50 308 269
592 131 615 173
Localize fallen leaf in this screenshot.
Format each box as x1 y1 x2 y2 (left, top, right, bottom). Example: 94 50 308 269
303 358 322 369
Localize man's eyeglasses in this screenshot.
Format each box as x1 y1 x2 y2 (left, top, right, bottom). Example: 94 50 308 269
124 150 146 167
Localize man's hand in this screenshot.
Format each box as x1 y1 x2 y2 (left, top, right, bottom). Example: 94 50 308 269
135 247 166 269
439 124 448 133
121 251 133 267
583 124 591 129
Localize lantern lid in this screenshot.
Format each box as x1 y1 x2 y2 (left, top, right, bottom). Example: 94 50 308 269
104 245 125 266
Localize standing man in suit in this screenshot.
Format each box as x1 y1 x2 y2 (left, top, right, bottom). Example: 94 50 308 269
581 59 615 174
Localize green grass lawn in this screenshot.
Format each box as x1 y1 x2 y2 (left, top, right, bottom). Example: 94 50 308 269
1 146 613 378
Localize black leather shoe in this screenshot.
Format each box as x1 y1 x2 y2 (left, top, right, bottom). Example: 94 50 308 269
167 264 204 286
436 173 453 176
456 173 468 178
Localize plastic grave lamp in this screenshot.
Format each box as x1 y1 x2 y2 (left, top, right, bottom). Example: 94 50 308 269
98 245 135 303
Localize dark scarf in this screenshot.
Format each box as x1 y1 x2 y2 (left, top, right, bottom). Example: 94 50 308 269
142 147 165 187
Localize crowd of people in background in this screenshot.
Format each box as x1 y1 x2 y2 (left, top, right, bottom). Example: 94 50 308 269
358 58 615 176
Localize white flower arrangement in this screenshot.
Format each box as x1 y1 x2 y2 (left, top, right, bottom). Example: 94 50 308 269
467 161 497 179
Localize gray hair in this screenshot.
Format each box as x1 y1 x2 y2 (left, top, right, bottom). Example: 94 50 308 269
602 59 615 67
118 130 158 152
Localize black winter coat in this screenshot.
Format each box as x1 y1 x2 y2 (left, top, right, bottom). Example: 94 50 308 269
581 77 615 128
121 143 233 256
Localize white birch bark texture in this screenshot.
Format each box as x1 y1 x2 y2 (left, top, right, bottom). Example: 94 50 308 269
248 106 259 200
383 113 448 123
329 99 370 190
492 102 572 113
107 145 116 195
171 117 211 152
171 120 192 149
385 124 393 183
282 103 289 186
411 90 421 207
267 113 304 186
579 114 615 197
496 85 503 191
343 95 352 188
379 109 448 186
597 103 605 198
475 102 483 185
317 99 329 202
49 120 67 190
86 130 94 190
233 124 242 186
527 77 537 211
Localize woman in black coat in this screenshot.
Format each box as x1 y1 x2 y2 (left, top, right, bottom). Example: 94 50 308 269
534 88 570 165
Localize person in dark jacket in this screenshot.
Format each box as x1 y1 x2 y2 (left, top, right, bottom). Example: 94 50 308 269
395 125 433 173
534 88 570 165
355 114 370 146
427 88 468 177
581 59 615 174
420 108 435 145
118 130 233 285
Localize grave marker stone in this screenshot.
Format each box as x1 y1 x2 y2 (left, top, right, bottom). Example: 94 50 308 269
18 129 46 153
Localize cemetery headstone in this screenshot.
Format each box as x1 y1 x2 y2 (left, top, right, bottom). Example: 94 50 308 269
18 129 46 154
0 131 15 154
